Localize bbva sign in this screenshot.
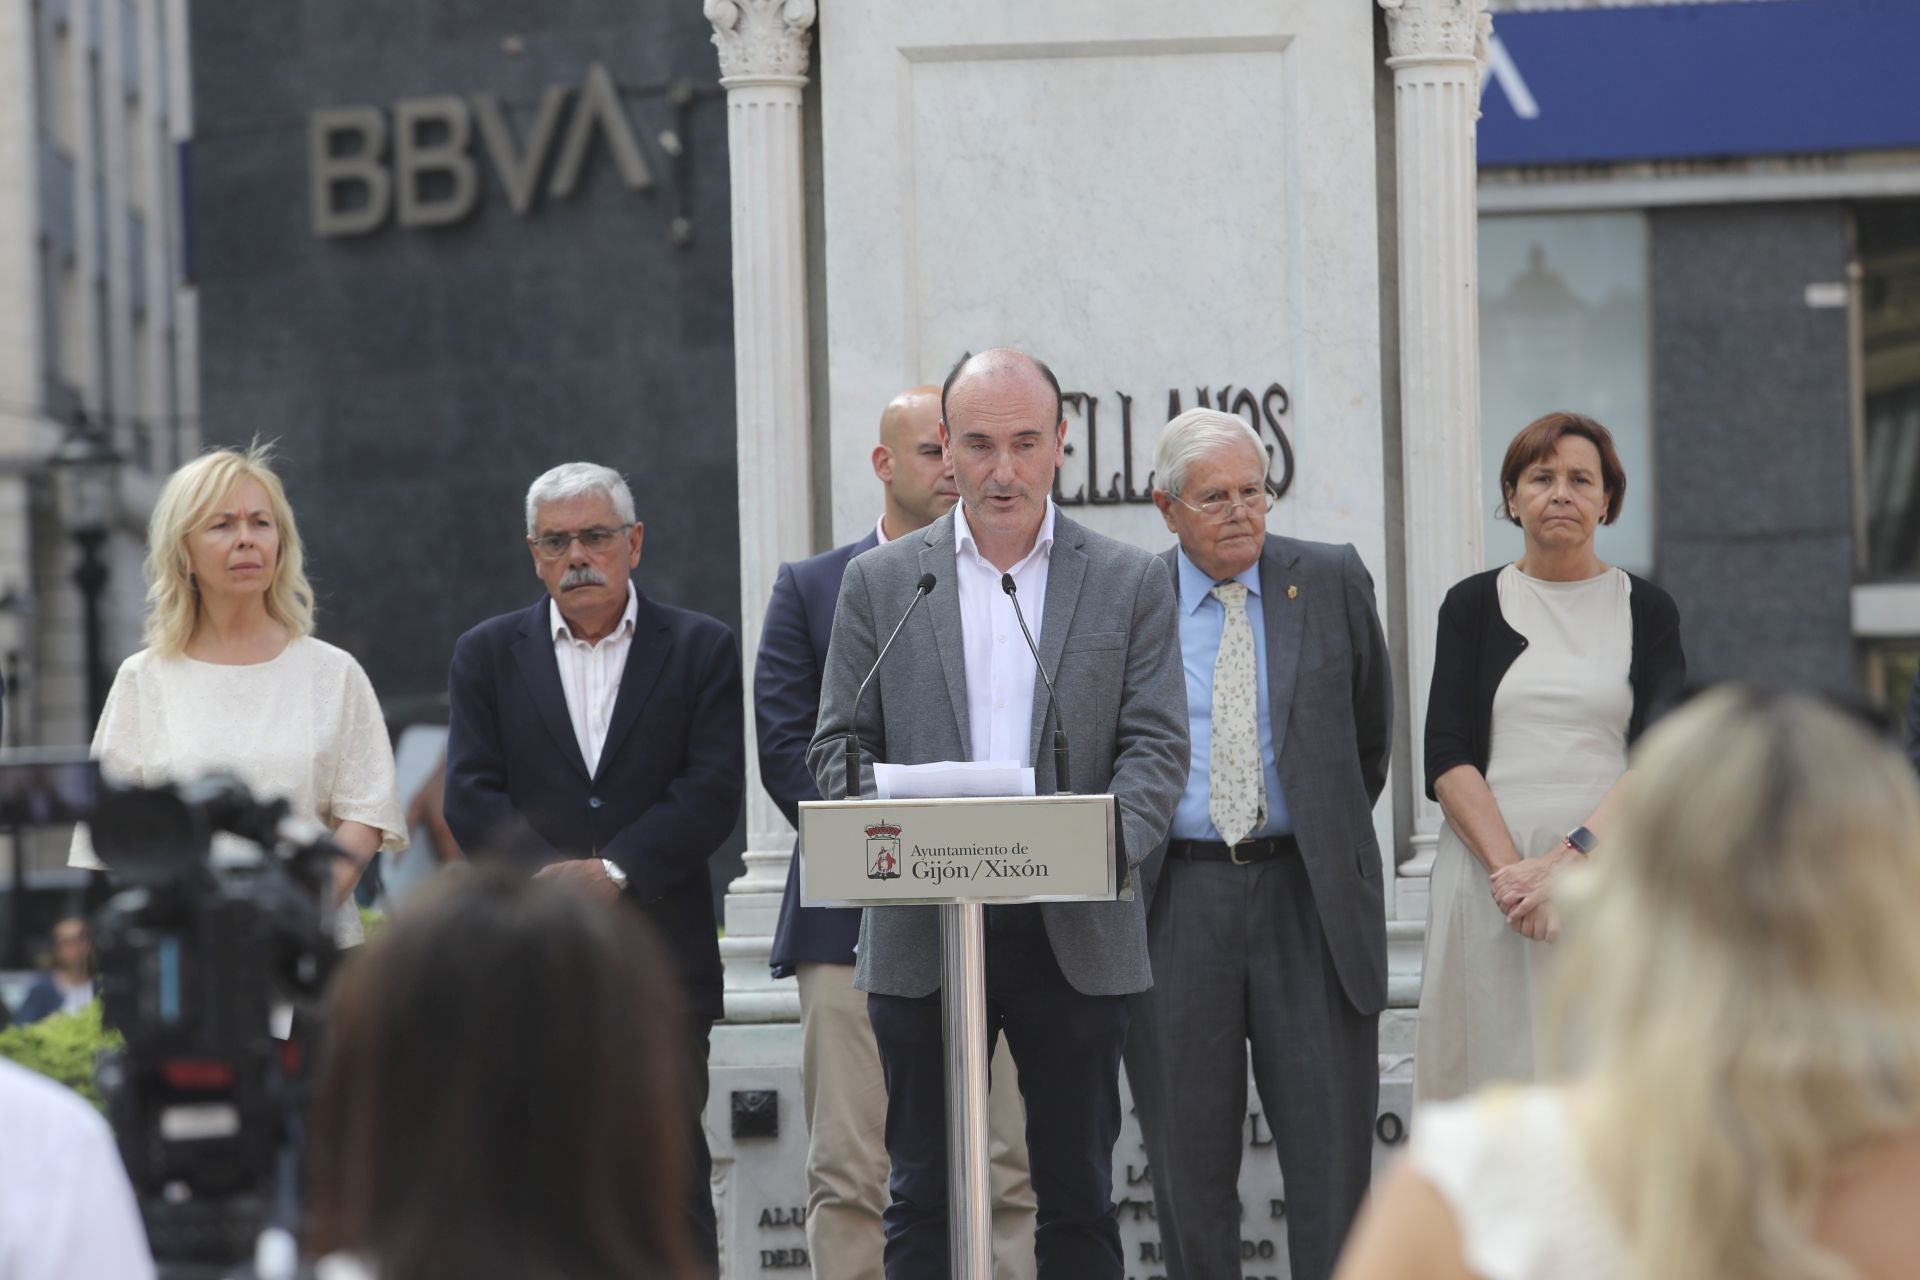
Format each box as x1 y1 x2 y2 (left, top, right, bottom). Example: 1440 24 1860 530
308 63 663 238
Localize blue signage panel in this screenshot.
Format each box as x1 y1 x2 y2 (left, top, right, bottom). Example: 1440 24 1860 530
1480 0 1920 168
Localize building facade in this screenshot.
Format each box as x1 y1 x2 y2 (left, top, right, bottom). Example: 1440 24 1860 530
1478 0 1920 706
185 1 746 886
0 0 196 868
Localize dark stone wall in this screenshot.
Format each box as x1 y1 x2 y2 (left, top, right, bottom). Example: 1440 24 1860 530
190 1 744 883
1650 203 1857 694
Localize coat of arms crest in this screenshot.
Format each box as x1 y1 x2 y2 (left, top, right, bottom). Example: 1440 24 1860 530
865 820 902 880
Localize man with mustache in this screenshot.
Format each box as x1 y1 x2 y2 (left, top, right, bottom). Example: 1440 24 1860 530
809 349 1189 1279
444 461 744 1275
759 387 1037 1280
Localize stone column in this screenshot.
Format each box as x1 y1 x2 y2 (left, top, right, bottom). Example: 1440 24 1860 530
1379 0 1489 931
707 0 816 1023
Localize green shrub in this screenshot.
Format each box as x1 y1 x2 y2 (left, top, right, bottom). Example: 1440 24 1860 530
0 1000 122 1111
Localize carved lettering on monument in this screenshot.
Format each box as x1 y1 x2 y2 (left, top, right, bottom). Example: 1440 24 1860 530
1054 381 1294 508
757 1205 806 1228
759 1247 811 1269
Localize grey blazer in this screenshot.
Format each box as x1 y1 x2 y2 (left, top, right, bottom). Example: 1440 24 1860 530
807 508 1190 999
1141 534 1393 1016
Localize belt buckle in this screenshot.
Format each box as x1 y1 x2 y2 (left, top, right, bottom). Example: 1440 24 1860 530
1229 840 1251 866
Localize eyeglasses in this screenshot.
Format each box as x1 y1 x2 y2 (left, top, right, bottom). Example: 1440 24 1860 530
1173 489 1271 521
530 524 632 559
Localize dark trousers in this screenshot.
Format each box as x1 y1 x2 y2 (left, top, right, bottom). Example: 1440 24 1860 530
683 1018 719 1275
1124 854 1378 1280
866 905 1130 1280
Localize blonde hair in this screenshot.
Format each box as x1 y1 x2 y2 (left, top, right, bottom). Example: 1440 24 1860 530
144 443 316 656
1545 686 1920 1280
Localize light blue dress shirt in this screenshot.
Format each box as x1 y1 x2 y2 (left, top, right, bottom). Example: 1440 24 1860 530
1168 546 1292 841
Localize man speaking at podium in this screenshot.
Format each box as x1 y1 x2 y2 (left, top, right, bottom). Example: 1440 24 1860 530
809 348 1189 1279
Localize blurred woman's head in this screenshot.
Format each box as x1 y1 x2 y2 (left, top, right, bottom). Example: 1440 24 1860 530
1498 412 1625 558
145 443 314 655
1549 685 1920 1280
49 915 91 979
309 868 693 1279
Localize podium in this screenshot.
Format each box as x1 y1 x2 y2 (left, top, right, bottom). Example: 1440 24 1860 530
798 792 1119 1279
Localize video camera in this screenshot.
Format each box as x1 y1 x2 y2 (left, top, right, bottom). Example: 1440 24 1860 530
0 754 348 1279
92 772 347 1276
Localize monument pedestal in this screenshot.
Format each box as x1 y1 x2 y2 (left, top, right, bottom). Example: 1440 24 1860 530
707 1023 811 1279
707 1025 1415 1280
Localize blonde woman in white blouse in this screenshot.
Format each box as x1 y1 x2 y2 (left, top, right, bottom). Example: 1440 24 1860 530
1336 687 1920 1280
70 445 406 944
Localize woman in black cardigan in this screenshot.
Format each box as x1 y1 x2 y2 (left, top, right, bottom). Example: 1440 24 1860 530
1413 412 1685 1105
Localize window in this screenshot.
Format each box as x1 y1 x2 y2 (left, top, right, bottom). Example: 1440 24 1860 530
59 260 85 388
1862 639 1920 726
1860 201 1920 578
129 308 153 468
1479 213 1655 575
48 24 76 155
130 307 148 407
126 96 145 213
40 240 60 379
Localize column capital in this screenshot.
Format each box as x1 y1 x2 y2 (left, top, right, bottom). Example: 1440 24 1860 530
704 0 817 83
1379 0 1491 66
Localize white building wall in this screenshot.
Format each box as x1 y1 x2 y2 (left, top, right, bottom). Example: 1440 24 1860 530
0 0 197 869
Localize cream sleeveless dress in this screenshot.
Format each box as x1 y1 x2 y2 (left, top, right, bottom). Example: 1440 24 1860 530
1410 1087 1628 1279
1414 565 1632 1105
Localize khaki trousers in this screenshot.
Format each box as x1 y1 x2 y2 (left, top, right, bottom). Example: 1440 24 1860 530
797 962 1037 1280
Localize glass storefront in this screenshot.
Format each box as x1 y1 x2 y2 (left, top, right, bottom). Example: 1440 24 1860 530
1479 213 1655 575
1860 201 1920 579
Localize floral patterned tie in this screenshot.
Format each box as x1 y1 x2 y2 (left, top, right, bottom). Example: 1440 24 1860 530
1209 581 1267 849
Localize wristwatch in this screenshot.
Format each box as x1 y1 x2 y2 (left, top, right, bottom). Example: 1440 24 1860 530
1564 825 1598 855
600 857 630 892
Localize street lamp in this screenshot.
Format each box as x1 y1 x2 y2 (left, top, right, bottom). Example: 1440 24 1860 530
51 416 122 727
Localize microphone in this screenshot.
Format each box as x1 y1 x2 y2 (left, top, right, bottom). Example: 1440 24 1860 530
845 572 937 800
1000 573 1070 795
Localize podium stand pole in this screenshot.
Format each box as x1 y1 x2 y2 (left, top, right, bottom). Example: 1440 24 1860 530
940 901 993 1279
802 790 1114 1278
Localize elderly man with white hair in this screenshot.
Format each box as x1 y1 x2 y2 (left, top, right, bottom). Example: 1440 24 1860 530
444 461 744 1274
1123 411 1393 1280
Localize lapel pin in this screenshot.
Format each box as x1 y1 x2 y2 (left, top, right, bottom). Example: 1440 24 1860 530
1287 585 1299 600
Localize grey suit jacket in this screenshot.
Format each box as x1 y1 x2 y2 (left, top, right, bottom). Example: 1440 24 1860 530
807 508 1190 998
1141 534 1393 1016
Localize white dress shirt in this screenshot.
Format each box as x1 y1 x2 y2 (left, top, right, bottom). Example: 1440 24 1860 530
551 585 639 776
0 1058 156 1280
952 499 1056 764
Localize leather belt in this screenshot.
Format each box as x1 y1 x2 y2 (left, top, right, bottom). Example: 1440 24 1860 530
1167 834 1299 865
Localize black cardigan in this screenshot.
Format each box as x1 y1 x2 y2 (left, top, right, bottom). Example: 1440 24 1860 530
1423 567 1686 800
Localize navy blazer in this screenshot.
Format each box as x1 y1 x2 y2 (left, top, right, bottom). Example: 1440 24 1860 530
761 530 880 977
444 588 745 1022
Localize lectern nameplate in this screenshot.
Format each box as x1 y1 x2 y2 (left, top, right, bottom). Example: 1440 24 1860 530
798 794 1117 908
